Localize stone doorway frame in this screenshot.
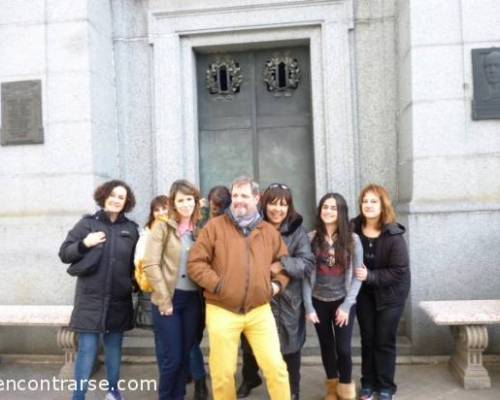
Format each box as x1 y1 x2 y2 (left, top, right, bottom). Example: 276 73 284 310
148 0 357 203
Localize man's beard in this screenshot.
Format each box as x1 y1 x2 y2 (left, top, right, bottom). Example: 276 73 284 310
232 205 248 217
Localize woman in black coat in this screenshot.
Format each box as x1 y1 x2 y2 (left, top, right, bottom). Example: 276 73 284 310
238 183 315 400
352 184 410 400
59 180 139 400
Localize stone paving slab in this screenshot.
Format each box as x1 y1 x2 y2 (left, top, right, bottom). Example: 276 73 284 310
0 362 499 399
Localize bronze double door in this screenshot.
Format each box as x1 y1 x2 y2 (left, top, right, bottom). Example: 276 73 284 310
197 46 315 227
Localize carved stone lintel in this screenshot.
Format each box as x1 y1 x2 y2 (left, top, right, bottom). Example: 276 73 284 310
56 327 78 379
449 325 491 389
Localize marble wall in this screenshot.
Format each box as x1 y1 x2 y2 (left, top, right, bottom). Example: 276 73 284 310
1 0 499 355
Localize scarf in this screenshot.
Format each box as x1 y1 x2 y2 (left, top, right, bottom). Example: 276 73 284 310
177 220 194 237
228 208 262 236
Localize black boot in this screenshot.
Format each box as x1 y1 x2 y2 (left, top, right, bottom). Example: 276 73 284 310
194 378 208 400
291 392 299 400
236 379 262 398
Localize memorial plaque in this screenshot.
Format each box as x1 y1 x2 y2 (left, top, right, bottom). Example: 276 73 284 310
1 80 44 145
471 48 500 120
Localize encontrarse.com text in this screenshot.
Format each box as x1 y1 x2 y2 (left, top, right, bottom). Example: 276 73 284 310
0 378 157 392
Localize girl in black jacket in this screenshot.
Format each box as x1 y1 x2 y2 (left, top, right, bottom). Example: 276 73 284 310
59 180 139 400
353 184 410 400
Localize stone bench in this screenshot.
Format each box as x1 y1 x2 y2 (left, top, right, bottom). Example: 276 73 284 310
420 299 500 389
0 305 75 378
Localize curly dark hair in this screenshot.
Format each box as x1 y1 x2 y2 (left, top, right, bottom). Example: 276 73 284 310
93 179 136 213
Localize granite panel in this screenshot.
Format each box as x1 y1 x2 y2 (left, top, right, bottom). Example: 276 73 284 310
462 0 500 43
0 306 73 326
47 0 87 22
0 0 44 25
420 300 500 325
410 0 461 46
47 21 89 73
0 24 45 78
406 210 500 354
411 45 464 102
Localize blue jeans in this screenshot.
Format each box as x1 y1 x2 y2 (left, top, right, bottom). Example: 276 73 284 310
190 344 206 380
72 332 123 400
152 289 202 400
190 295 206 381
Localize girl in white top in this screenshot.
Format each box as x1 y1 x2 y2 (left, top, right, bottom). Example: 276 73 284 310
134 195 169 267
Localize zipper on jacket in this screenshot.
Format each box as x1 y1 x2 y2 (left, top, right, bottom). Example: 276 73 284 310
101 221 115 331
239 236 252 313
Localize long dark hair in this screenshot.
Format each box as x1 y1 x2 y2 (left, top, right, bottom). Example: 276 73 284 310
208 186 231 216
145 195 169 229
312 192 353 269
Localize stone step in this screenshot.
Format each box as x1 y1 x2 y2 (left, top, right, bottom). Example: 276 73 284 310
123 329 412 357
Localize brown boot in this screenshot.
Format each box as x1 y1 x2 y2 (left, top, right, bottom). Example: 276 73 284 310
324 378 339 400
336 382 356 400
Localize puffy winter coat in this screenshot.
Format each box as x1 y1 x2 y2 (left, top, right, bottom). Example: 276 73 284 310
352 215 410 309
271 214 315 354
59 210 139 333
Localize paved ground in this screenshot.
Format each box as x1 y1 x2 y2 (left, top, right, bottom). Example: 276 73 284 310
0 359 499 399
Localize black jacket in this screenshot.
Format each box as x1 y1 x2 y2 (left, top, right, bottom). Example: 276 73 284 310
59 210 139 333
352 216 410 309
271 214 315 354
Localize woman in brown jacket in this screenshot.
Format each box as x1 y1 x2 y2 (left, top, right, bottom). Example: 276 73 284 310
143 179 203 400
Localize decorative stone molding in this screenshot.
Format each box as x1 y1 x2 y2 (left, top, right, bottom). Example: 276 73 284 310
148 0 356 204
449 325 491 389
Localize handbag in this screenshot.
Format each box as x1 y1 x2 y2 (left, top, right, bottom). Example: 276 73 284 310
134 291 154 329
66 245 103 276
66 218 104 276
134 260 154 293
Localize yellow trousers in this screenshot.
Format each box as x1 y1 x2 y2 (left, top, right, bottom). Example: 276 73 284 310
206 303 290 400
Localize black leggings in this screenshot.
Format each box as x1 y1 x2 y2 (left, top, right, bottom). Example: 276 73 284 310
241 335 302 396
313 297 355 383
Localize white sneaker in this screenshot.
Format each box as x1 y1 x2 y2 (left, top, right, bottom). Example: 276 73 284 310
104 392 125 400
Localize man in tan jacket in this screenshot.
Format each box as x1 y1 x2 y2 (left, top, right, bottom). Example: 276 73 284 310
188 176 291 400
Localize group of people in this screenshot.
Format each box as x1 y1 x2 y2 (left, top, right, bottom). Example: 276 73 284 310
59 176 410 400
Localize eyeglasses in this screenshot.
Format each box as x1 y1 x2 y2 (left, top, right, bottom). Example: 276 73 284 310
267 183 290 191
